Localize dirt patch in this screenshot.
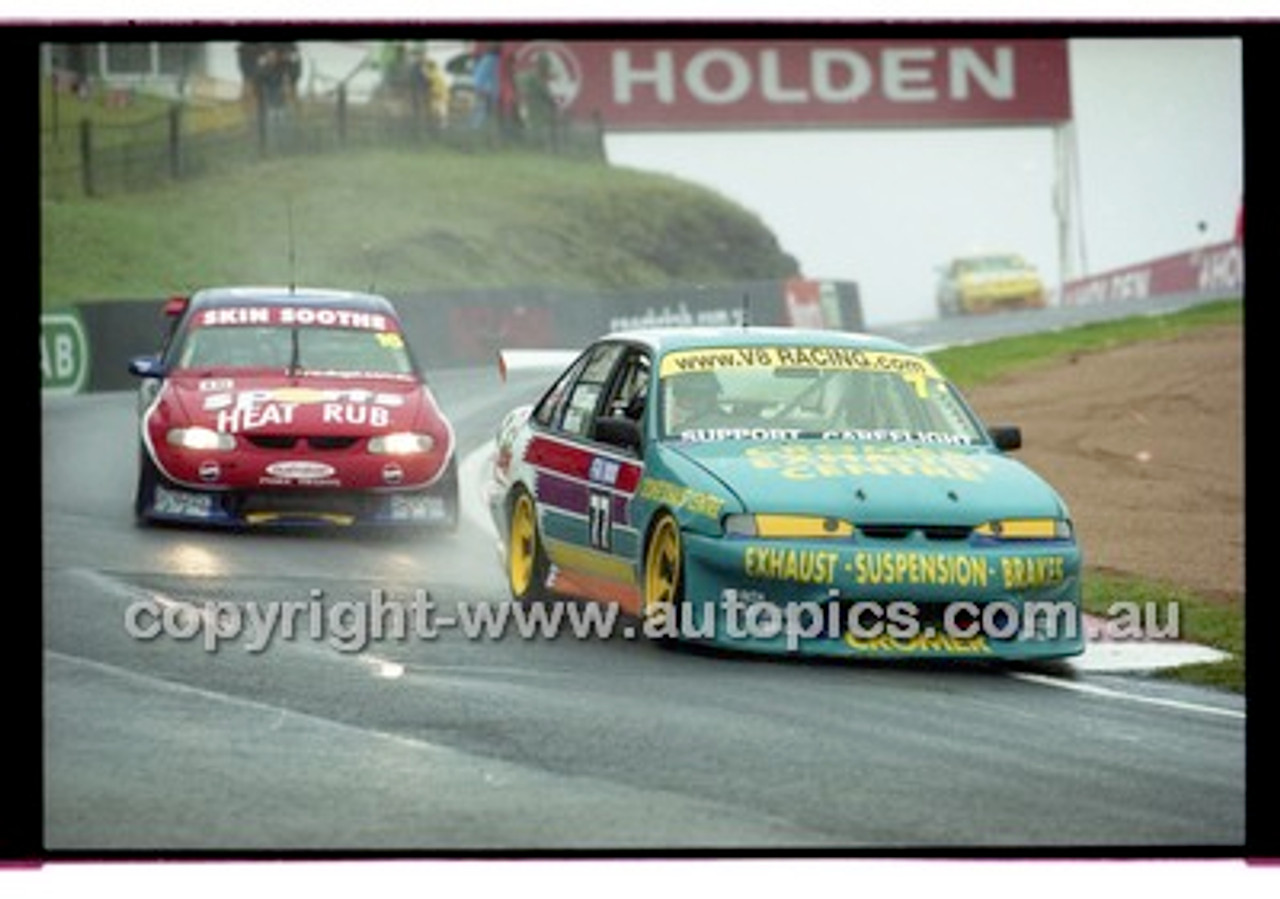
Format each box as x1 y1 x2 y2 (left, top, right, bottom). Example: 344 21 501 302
963 324 1244 601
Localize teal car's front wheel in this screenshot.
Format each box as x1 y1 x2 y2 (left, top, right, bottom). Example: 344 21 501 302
643 513 684 636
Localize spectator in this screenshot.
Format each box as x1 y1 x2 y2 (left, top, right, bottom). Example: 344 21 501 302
422 56 449 126
378 41 408 91
67 43 92 100
470 42 501 129
276 42 302 106
256 45 288 113
374 41 410 111
498 42 521 135
237 41 261 109
408 44 429 119
253 44 295 148
518 52 559 147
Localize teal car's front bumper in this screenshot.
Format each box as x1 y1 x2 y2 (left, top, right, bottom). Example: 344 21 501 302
671 530 1084 660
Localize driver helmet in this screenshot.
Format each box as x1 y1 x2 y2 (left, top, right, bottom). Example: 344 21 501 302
671 371 722 405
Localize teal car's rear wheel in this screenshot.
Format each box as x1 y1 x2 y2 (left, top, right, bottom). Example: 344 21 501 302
507 489 550 604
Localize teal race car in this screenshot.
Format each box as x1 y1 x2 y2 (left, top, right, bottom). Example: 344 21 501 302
487 327 1083 660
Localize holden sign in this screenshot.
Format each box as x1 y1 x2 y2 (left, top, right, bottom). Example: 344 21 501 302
523 39 1071 130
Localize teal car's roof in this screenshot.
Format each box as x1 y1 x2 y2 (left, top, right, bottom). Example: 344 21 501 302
602 326 922 357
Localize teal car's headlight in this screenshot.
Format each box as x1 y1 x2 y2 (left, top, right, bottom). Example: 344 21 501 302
724 514 854 538
166 426 235 451
368 432 435 455
974 518 1073 540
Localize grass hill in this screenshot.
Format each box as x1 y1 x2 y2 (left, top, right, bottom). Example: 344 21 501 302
40 146 802 310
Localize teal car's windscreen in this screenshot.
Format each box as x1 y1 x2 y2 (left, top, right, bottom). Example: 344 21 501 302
659 345 985 443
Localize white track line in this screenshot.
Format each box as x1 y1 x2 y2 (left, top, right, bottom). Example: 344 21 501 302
1010 671 1244 719
45 649 439 751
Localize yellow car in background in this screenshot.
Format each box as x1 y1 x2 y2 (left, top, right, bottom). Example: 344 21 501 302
936 253 1047 316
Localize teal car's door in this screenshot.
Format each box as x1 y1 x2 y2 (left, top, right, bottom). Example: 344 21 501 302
523 342 651 613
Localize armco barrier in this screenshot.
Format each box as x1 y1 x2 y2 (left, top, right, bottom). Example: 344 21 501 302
1059 240 1244 307
56 279 862 394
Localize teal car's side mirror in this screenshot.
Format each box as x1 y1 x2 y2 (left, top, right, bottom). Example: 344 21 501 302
988 425 1022 451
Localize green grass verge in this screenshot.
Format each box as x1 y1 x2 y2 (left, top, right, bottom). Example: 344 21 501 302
930 300 1245 692
929 299 1243 390
1083 570 1243 693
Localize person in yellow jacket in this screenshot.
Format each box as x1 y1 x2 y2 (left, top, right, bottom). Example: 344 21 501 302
422 56 449 126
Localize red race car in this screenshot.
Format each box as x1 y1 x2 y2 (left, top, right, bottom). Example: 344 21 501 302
128 286 458 529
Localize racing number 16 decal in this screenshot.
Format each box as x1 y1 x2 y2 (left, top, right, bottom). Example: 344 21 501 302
588 490 612 550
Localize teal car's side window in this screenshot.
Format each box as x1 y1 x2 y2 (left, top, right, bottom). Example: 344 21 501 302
556 343 624 438
602 349 651 423
532 352 589 429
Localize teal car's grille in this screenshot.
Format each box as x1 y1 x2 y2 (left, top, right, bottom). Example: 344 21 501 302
859 524 973 541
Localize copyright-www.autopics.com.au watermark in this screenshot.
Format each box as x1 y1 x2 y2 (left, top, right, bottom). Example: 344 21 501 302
122 589 1184 654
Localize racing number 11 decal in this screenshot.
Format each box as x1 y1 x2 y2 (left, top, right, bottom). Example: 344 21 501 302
588 490 612 550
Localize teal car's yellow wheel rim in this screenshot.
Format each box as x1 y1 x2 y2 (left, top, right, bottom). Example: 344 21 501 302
508 491 543 602
644 514 682 630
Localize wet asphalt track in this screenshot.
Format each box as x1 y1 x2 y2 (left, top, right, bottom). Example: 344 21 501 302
41 301 1248 854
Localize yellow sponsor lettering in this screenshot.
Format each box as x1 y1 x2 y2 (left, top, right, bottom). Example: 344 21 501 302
853 552 989 588
844 632 993 654
637 479 725 520
746 445 991 482
684 492 722 519
894 553 911 583
659 346 942 379
902 369 929 398
744 547 839 585
1001 555 1066 589
920 554 937 584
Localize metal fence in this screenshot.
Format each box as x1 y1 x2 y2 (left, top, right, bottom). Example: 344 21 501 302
39 87 607 201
